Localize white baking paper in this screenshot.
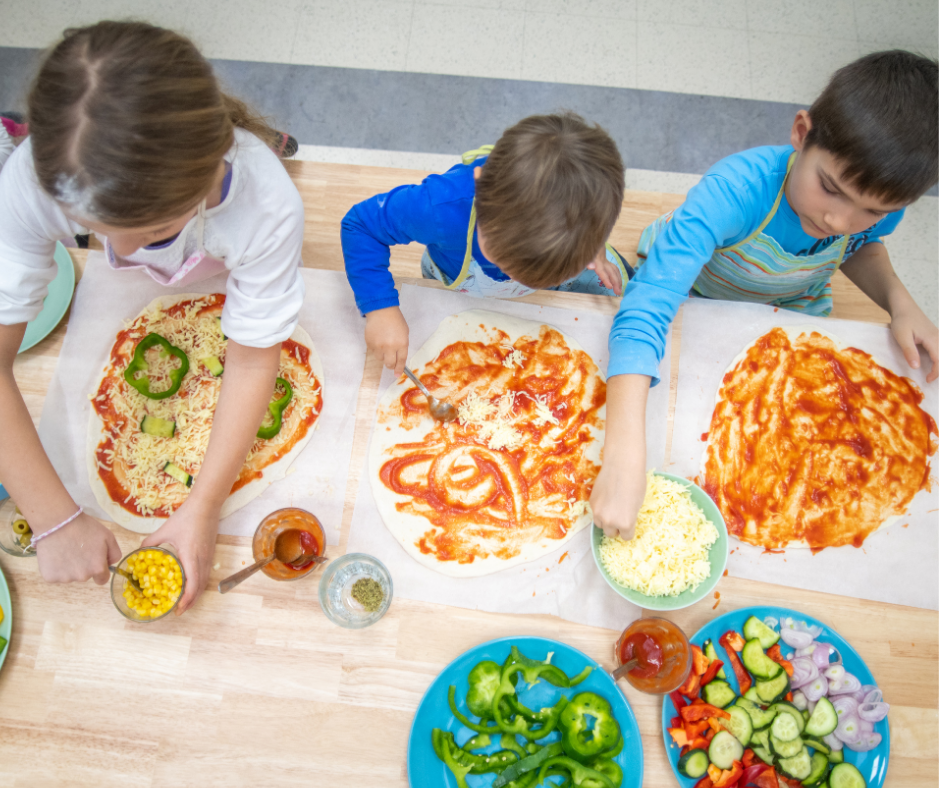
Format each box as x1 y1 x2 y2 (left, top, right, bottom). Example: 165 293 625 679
669 298 939 610
37 255 367 545
346 283 673 630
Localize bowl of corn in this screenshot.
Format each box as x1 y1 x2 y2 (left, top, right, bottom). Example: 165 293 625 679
110 546 186 622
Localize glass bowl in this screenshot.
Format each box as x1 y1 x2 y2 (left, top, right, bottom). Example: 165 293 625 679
318 553 392 629
110 545 186 623
0 498 37 558
251 508 326 581
614 616 692 694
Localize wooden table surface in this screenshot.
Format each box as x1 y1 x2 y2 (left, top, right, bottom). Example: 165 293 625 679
0 162 932 788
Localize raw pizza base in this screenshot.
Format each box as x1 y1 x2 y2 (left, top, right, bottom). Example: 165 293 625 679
87 293 324 534
369 309 605 577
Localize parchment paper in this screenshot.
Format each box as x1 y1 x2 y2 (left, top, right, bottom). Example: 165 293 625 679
346 283 673 631
669 299 939 610
37 255 367 545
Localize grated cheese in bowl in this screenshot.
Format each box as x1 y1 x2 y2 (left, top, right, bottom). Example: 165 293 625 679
598 471 718 597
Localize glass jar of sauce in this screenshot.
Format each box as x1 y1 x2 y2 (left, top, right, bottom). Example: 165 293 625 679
614 616 691 694
251 508 325 581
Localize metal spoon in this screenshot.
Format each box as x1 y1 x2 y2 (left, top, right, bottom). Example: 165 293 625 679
217 529 325 594
403 366 458 423
110 565 143 593
610 658 639 681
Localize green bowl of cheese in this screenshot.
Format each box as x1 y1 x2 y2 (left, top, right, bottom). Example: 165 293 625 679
591 471 728 611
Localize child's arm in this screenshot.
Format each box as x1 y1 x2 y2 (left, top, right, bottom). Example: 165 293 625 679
141 340 281 613
0 322 122 581
840 243 938 382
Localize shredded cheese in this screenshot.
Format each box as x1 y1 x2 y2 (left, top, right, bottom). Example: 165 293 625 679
457 389 524 451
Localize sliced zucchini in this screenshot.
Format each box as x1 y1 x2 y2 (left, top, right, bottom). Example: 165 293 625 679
771 734 806 758
752 745 775 766
678 749 710 779
702 679 737 708
163 461 193 487
802 751 830 786
804 697 838 737
755 672 790 704
777 747 813 781
201 356 224 376
750 727 771 751
721 705 753 746
803 737 830 756
743 615 780 649
770 702 806 735
735 697 777 730
742 638 783 679
215 316 227 340
708 731 743 770
771 712 803 743
140 415 176 438
827 750 844 765
704 639 727 679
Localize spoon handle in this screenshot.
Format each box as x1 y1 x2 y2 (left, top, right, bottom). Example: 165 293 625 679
110 565 142 593
611 658 639 681
403 366 432 398
218 554 276 594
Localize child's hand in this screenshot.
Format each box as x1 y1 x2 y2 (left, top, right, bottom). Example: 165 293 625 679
141 497 219 614
890 303 939 383
586 247 623 296
590 456 647 541
366 306 410 376
36 513 123 584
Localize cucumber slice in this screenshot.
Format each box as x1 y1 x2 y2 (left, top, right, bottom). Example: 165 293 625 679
803 737 830 756
828 750 844 764
802 751 830 786
704 639 727 679
828 763 866 788
708 731 743 770
742 638 783 679
163 461 193 487
743 615 781 649
140 415 176 438
770 702 806 735
771 712 802 743
735 697 776 729
201 356 224 376
750 727 771 751
722 705 753 746
215 316 227 340
805 697 838 737
771 734 805 758
756 672 790 704
751 745 775 766
778 747 813 781
678 749 710 779
744 687 764 704
702 679 737 708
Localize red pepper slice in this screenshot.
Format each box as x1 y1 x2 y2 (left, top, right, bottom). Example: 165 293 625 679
719 633 752 694
766 644 794 677
680 703 731 722
701 658 724 686
669 690 688 711
694 777 714 788
679 671 702 700
691 644 710 675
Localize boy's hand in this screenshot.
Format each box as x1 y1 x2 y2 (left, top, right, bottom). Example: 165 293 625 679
36 513 123 584
590 455 647 541
890 304 939 383
586 247 623 296
366 306 410 376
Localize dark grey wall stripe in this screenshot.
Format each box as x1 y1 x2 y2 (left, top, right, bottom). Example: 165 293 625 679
2 45 936 196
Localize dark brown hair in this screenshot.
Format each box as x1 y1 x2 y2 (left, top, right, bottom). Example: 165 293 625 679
807 50 938 203
28 21 280 227
475 112 624 288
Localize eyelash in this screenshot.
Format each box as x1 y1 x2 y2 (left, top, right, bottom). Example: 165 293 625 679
821 182 838 196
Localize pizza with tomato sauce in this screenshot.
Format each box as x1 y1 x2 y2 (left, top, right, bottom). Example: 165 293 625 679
701 326 937 550
88 293 323 533
369 310 606 577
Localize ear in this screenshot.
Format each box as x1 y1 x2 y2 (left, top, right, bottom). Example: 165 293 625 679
791 110 813 151
473 166 481 181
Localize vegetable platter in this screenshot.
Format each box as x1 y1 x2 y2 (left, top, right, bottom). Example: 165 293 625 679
661 606 889 788
408 636 643 788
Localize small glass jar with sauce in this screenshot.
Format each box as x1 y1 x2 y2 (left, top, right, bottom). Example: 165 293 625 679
251 507 325 581
614 616 692 694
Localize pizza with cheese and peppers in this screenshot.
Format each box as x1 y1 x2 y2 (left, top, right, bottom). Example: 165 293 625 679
369 310 606 577
701 326 937 551
88 293 323 533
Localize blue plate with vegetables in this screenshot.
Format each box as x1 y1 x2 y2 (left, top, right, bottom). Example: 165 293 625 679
408 636 643 788
660 606 889 788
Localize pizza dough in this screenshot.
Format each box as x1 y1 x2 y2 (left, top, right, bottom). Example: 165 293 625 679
369 309 606 577
88 293 324 533
701 326 938 550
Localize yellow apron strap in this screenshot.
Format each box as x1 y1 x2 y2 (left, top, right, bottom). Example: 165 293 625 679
605 242 629 287
833 233 851 268
461 145 494 166
439 147 493 289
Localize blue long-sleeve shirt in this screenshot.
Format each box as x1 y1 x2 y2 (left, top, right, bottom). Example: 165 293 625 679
341 158 508 314
608 145 904 385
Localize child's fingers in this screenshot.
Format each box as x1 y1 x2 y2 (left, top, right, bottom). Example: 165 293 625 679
394 349 407 377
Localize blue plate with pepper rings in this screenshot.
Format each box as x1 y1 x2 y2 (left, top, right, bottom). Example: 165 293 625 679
408 636 643 788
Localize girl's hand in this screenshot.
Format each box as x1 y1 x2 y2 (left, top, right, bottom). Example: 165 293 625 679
586 247 623 296
590 456 647 541
141 497 219 614
366 306 410 376
36 513 123 584
891 304 939 383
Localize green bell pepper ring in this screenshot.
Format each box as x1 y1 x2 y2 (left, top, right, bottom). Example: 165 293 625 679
508 646 571 687
462 733 491 751
568 666 594 686
588 758 623 786
492 742 564 788
438 733 473 788
537 756 616 788
466 660 503 718
123 333 190 400
491 667 568 739
558 692 622 764
256 377 293 440
500 734 527 759
432 729 518 776
448 685 502 734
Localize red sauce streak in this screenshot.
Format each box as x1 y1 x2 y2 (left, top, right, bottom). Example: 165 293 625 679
702 328 937 551
558 551 569 564
619 632 665 678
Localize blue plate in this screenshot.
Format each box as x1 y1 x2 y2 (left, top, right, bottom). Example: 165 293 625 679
408 636 644 788
661 606 890 787
18 241 75 353
0 562 11 673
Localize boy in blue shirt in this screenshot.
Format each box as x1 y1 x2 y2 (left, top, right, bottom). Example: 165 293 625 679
593 50 939 542
341 112 630 375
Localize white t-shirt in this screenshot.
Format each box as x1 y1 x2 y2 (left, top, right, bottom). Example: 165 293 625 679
0 128 305 348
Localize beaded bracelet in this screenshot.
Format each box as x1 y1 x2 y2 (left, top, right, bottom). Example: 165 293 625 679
30 507 83 548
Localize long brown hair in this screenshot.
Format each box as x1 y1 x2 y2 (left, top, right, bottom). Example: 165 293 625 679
475 112 624 289
28 21 280 227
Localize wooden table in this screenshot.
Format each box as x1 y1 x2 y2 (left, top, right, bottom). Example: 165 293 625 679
0 162 931 788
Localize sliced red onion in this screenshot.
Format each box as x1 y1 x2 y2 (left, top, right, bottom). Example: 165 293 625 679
857 718 874 735
789 657 819 688
835 713 862 742
863 688 883 705
858 702 889 722
830 672 862 695
790 689 808 711
824 664 846 681
811 643 831 669
763 616 778 629
802 676 829 702
822 732 843 751
781 627 815 649
845 732 882 752
807 698 817 715
850 683 878 703
832 696 859 719
794 644 817 658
